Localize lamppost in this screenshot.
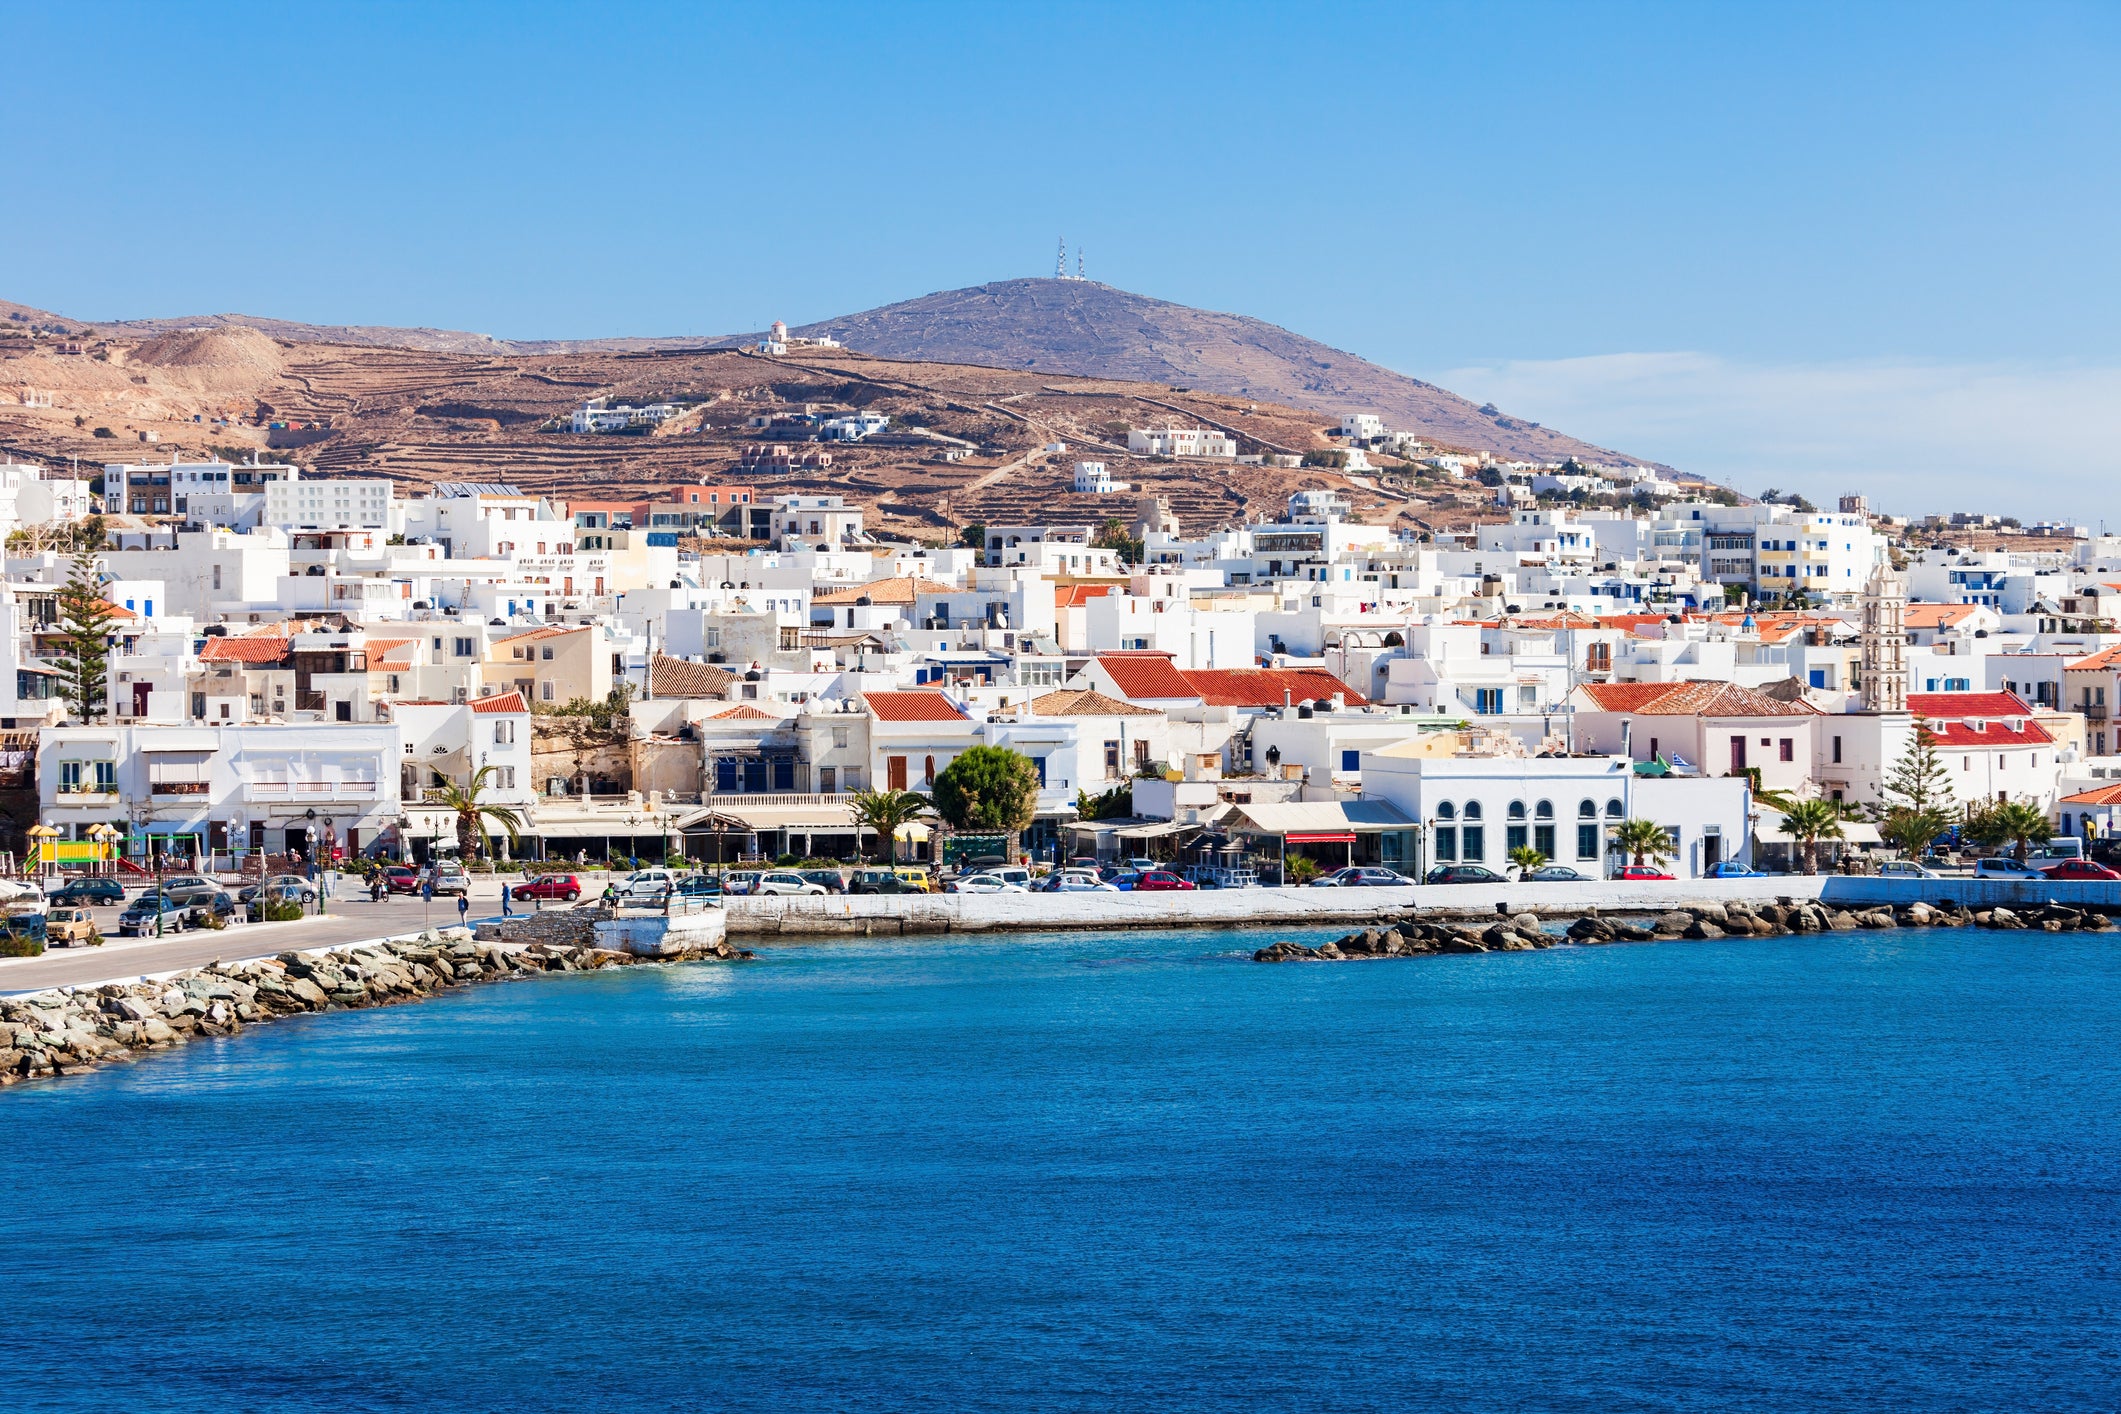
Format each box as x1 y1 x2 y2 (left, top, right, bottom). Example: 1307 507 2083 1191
129 800 165 938
318 814 335 915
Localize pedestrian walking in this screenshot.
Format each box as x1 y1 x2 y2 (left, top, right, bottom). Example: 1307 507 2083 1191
457 893 469 928
500 879 513 918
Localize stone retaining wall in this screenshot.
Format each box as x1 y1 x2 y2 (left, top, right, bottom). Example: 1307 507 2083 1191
729 877 1834 936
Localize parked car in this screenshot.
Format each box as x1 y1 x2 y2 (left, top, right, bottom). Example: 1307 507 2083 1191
673 874 724 898
1039 870 1118 893
48 877 125 906
184 891 238 925
116 895 189 936
1121 857 1158 873
754 871 827 896
1613 864 1678 881
721 871 762 897
512 873 584 902
1972 857 2049 881
1311 866 1417 887
157 874 221 905
1107 870 1144 891
1703 861 1765 879
949 873 1028 893
382 865 422 894
249 883 313 916
799 869 848 894
613 867 682 901
45 905 99 946
1425 865 1507 885
1525 864 1593 882
2042 858 2121 881
425 865 471 897
849 869 927 895
1876 861 1942 880
239 874 317 904
1130 869 1196 892
0 877 42 902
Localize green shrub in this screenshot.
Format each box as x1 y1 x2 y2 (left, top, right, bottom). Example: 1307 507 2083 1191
0 929 45 957
256 900 304 923
196 910 228 931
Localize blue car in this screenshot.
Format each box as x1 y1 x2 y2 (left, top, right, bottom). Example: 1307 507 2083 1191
1705 861 1765 878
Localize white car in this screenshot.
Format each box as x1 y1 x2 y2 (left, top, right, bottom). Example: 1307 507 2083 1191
1877 861 1941 879
950 873 1028 893
1044 871 1118 893
753 871 827 896
615 867 681 900
1972 857 2048 881
0 877 44 902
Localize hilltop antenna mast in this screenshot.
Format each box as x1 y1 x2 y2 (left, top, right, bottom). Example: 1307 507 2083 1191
1055 237 1067 278
1077 245 1085 280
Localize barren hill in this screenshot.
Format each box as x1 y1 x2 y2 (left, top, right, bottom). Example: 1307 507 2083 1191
785 279 1648 469
4 278 1665 470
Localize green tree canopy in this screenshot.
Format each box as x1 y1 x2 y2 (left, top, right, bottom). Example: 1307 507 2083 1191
1614 818 1675 866
53 549 116 724
932 746 1040 840
433 763 525 860
846 788 934 865
1964 799 2051 861
1780 799 1845 874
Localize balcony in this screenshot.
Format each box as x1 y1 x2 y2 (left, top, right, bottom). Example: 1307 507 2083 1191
54 789 121 805
2083 703 2108 722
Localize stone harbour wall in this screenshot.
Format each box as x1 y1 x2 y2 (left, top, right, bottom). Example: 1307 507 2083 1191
1257 896 2116 963
0 924 753 1089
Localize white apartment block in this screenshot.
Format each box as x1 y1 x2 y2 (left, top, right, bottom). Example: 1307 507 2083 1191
264 477 395 530
1127 427 1238 458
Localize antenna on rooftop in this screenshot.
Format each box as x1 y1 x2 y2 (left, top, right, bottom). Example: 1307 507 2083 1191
1055 237 1067 278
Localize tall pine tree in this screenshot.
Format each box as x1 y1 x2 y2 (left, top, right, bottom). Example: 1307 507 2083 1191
53 549 116 724
1877 722 1953 856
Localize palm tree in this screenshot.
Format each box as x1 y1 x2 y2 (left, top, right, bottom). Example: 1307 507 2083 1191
1780 799 1845 874
1508 844 1548 876
847 788 934 865
1614 818 1674 867
1965 798 2052 863
433 764 525 861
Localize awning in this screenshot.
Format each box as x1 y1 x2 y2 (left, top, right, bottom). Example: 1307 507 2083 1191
1285 831 1357 845
1755 820 1882 844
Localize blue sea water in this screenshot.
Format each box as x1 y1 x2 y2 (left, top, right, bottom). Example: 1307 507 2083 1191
4 925 2119 1412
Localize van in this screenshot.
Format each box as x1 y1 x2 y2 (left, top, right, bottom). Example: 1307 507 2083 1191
2029 838 2084 863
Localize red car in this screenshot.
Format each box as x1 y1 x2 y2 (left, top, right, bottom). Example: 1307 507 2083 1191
512 873 584 902
382 865 421 894
1130 869 1196 892
1612 864 1677 881
2042 859 2121 881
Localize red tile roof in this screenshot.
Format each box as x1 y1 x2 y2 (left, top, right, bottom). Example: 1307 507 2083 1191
863 690 969 723
1907 691 2032 719
1025 688 1158 717
1055 584 1117 610
1922 718 2052 747
710 704 777 721
200 636 290 663
1186 668 1368 708
1905 604 1979 629
812 577 959 606
1578 681 1817 717
2060 783 2121 806
2067 646 2121 671
470 691 527 714
1095 654 1199 700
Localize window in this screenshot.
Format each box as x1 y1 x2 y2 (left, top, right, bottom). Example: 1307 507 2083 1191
1534 824 1555 858
888 756 908 790
1578 799 1596 819
95 761 115 791
924 755 936 784
1578 823 1599 859
1507 801 1526 821
1779 738 1793 762
454 637 474 657
1434 826 1457 861
1507 823 1528 854
1474 687 1503 714
541 646 554 661
1136 740 1152 771
1340 749 1360 772
59 761 81 791
1535 801 1554 820
541 681 555 702
1832 735 1842 764
494 766 516 790
212 565 222 591
1105 741 1121 777
1606 799 1623 818
494 720 515 745
1462 824 1485 860
1463 801 1483 821
833 725 849 750
819 767 836 793
706 627 722 649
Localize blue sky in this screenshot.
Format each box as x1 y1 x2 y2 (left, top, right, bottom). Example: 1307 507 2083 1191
6 1 2118 518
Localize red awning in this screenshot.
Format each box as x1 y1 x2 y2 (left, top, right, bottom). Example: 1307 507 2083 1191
1284 831 1357 845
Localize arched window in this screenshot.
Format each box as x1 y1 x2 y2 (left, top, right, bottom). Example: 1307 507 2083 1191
1463 801 1483 821
1606 799 1624 818
1579 799 1597 818
1535 800 1554 819
1436 801 1456 820
1507 801 1527 821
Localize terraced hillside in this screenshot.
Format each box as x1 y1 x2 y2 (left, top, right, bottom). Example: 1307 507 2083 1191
0 329 1511 538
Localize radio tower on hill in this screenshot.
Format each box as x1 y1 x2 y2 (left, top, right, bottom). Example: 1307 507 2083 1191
1055 237 1067 278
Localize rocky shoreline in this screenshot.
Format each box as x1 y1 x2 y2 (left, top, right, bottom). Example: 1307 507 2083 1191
0 926 754 1088
1254 897 2116 962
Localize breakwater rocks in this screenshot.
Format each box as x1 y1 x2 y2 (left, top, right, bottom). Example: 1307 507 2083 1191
1253 897 2116 962
1 926 754 1088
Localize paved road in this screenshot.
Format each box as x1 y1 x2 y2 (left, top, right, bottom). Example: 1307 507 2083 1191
0 878 598 994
